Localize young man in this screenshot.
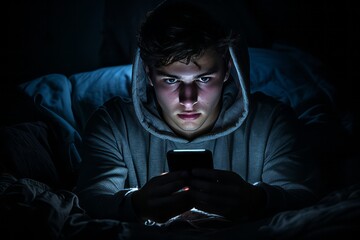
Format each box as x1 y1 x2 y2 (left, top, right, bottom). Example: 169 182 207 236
75 0 318 224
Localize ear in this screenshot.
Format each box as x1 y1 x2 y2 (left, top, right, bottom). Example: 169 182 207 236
224 59 232 82
145 65 154 86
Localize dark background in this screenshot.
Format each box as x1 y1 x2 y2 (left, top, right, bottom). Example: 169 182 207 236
2 0 359 137
0 2 359 236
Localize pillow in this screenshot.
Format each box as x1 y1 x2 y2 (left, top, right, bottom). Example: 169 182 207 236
19 74 77 130
249 44 336 125
19 75 82 172
17 66 132 173
70 65 132 132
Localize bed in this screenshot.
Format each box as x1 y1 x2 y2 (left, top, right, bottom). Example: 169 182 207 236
1 0 359 239
1 44 359 239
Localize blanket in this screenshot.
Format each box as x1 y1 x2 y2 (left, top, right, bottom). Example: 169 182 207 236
1 173 359 239
2 45 356 239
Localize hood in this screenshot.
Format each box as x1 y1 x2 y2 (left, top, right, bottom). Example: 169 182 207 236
131 40 250 143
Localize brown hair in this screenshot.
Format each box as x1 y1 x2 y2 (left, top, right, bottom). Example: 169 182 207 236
137 0 238 68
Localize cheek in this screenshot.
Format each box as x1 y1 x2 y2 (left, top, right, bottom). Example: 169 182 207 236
154 86 179 107
199 84 223 104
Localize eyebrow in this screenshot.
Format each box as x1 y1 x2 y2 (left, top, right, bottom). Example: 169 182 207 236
155 66 220 79
155 70 179 79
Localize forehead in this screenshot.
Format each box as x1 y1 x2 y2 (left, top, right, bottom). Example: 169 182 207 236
151 49 225 75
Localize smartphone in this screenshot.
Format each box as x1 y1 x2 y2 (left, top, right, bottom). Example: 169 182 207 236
167 149 213 172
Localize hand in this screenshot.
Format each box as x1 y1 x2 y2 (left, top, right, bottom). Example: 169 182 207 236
131 171 193 223
189 169 266 221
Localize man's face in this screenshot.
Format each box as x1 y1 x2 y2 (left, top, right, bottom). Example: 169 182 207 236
148 49 230 140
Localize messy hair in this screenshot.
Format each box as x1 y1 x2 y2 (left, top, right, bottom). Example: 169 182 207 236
137 0 237 68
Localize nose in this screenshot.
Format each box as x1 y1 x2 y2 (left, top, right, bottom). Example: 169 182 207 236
179 82 198 108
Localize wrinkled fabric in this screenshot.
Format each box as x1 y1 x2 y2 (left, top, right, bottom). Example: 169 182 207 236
259 183 360 239
0 121 59 187
0 174 138 239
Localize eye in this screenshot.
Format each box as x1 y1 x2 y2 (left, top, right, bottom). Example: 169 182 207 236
164 78 179 84
197 77 211 83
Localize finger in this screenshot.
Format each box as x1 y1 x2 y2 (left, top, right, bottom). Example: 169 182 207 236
192 168 245 185
148 191 193 222
152 190 193 209
191 189 236 216
191 168 226 182
148 171 190 186
149 179 189 197
190 178 239 196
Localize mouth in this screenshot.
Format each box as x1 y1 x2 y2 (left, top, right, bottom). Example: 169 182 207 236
177 112 201 120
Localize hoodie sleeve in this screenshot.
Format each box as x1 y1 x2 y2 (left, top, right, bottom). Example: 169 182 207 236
250 94 321 216
74 105 139 222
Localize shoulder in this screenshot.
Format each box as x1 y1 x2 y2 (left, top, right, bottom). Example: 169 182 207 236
250 92 296 117
85 96 136 131
251 91 284 107
245 93 308 152
102 96 133 113
247 92 301 132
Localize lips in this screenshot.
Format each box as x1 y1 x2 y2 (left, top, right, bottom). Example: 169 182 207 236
177 113 201 120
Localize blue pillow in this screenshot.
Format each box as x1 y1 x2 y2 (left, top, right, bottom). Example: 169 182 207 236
249 44 336 125
70 65 132 132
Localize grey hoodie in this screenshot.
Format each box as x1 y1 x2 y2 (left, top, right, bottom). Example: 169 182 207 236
75 42 318 222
